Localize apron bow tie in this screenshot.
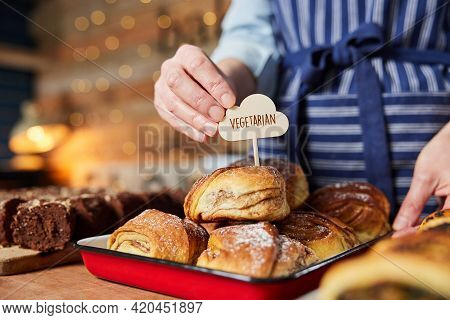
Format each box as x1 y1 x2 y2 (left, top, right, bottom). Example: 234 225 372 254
301 23 385 87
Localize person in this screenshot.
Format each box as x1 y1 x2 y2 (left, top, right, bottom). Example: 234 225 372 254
154 0 450 233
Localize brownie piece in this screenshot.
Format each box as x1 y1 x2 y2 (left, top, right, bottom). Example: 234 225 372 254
72 194 119 240
114 191 149 222
144 189 185 218
11 199 75 252
0 198 26 246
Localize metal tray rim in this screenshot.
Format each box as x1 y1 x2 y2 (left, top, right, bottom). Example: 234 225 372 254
75 233 388 284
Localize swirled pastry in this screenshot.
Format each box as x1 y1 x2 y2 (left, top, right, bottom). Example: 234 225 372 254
230 157 309 210
320 231 450 299
184 166 290 222
196 222 318 278
277 212 359 260
306 182 391 242
271 234 318 277
107 209 208 264
419 209 450 233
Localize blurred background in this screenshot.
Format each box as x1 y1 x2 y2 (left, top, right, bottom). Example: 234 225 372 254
0 0 246 191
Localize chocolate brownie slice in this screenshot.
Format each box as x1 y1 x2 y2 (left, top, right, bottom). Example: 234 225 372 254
72 194 119 240
0 197 26 246
11 199 75 252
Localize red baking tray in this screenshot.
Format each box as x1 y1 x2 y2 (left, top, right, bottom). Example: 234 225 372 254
75 235 385 300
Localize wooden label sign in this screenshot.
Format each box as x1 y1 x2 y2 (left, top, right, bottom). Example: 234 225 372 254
218 94 289 165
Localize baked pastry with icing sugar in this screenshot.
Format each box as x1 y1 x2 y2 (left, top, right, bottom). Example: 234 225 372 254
184 166 290 222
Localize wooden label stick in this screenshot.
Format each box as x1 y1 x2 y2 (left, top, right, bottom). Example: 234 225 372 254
252 137 260 166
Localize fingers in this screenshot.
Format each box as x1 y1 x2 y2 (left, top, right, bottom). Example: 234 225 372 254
176 45 236 109
393 173 435 231
444 196 450 210
391 226 418 238
154 96 206 143
156 81 217 137
161 59 225 122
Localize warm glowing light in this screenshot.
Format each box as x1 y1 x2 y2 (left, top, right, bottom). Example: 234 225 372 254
95 77 110 91
137 44 152 58
91 10 106 25
140 0 152 3
152 70 161 82
108 109 124 123
120 15 135 30
105 36 120 50
72 49 86 62
203 12 217 26
118 64 133 78
105 0 117 3
122 141 136 155
9 124 69 154
85 45 100 60
26 126 45 143
74 16 89 31
157 15 171 29
69 112 84 126
71 79 92 93
10 155 45 170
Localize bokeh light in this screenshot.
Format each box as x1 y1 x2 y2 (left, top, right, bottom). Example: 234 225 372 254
90 10 106 25
203 12 217 26
95 77 110 91
109 109 124 123
152 70 161 82
122 141 137 155
137 44 152 58
74 16 89 31
140 0 152 3
120 15 135 30
85 45 100 60
157 15 172 29
105 36 120 50
118 65 133 78
69 112 84 126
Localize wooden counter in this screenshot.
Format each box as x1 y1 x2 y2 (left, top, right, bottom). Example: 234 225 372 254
0 263 175 300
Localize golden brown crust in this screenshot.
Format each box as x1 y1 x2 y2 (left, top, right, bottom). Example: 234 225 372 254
320 231 450 299
419 209 450 233
107 209 208 264
271 235 319 277
306 182 391 242
230 157 309 209
196 222 318 278
184 166 290 222
277 211 359 260
196 222 279 278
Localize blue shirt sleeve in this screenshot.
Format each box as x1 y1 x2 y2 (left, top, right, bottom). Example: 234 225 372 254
211 0 280 97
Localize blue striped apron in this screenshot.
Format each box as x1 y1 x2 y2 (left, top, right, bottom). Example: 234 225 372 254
260 0 450 218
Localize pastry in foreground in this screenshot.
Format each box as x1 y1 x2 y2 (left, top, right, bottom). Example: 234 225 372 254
107 209 208 264
277 212 359 260
319 231 450 299
306 182 391 242
196 222 318 278
419 209 450 233
184 166 290 222
230 157 309 210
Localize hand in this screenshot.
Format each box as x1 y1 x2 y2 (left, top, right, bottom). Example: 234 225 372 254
154 44 237 142
393 121 450 231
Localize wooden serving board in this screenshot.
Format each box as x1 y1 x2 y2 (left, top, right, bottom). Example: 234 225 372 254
0 244 81 276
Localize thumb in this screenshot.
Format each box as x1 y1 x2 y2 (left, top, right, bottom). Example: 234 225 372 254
393 174 434 231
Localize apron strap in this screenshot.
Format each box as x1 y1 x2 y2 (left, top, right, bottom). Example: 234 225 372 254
283 22 450 216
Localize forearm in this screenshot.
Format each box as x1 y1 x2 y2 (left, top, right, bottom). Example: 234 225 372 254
217 58 256 104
